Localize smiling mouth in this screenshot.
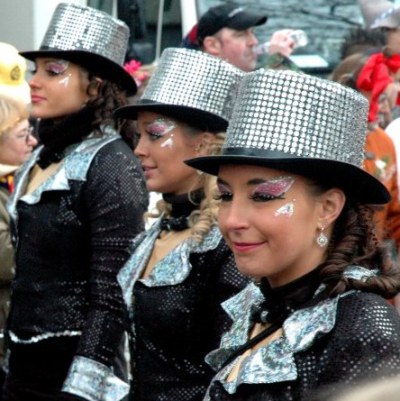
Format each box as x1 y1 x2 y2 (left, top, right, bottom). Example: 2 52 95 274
232 242 264 253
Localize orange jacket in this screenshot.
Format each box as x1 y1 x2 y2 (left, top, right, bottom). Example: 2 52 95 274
364 126 400 253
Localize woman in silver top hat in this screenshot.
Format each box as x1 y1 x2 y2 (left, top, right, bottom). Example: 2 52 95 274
3 3 148 401
114 47 248 401
187 69 400 401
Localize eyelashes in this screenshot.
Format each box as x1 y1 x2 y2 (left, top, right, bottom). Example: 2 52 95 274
214 190 283 203
215 176 294 203
253 176 294 197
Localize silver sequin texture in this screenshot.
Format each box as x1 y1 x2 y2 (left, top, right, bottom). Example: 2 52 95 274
224 69 369 168
203 267 380 398
39 3 129 66
142 48 244 122
62 356 129 401
118 220 223 316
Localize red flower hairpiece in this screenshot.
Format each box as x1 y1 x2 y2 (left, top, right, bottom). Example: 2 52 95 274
124 59 150 88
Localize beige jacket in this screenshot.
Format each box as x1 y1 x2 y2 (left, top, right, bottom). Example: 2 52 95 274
0 163 17 362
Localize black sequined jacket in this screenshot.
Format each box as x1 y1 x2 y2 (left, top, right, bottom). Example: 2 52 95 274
6 121 148 400
203 266 400 401
118 219 249 401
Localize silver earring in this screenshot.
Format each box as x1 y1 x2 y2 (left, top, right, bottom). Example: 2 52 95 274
316 227 328 248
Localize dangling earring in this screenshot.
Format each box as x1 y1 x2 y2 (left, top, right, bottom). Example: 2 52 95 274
316 226 328 248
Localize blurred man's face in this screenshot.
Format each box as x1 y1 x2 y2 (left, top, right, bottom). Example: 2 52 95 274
203 27 258 72
387 28 400 54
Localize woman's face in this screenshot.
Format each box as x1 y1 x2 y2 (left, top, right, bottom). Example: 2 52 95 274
134 111 210 195
217 164 336 287
0 119 38 166
29 58 91 119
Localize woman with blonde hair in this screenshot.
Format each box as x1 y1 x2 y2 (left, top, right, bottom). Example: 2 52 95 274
114 47 248 401
0 95 36 382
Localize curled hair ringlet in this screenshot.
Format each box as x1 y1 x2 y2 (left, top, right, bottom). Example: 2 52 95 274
317 200 400 299
85 79 133 146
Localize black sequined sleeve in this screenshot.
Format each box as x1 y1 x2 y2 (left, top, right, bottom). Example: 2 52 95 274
302 292 400 400
75 139 148 366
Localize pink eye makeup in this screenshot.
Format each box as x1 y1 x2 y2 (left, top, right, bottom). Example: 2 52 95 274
147 118 176 138
251 176 294 201
45 59 69 75
216 182 231 193
214 182 232 201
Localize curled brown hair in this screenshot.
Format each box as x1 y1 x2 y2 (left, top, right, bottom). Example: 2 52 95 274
319 197 400 298
86 78 136 147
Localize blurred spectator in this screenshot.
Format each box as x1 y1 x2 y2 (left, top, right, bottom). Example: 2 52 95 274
359 0 400 54
331 51 400 261
340 27 386 60
0 95 36 384
181 4 297 72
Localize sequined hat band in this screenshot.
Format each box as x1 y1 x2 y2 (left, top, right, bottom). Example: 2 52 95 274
114 48 244 132
187 69 390 204
20 2 137 95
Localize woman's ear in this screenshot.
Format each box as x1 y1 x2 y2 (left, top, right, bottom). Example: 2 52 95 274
87 77 103 98
318 188 346 228
195 132 216 156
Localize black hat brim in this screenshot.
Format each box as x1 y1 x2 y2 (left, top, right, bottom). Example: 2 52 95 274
114 101 228 132
20 49 137 96
186 148 391 205
227 12 268 31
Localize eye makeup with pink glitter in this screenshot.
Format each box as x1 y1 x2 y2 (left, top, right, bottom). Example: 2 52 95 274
45 59 69 75
147 118 176 140
214 182 232 201
250 176 294 202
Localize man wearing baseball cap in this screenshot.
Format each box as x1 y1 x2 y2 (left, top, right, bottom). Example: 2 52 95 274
182 3 297 72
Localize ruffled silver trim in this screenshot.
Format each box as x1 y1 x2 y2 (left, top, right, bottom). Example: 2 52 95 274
118 218 222 315
203 265 378 397
62 356 129 401
8 127 118 222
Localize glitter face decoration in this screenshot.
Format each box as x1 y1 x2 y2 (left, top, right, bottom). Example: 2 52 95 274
58 74 72 87
44 60 70 86
275 202 295 217
146 118 176 148
46 59 69 74
252 176 295 200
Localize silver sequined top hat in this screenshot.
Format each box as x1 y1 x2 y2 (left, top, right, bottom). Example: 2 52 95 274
114 47 244 132
20 2 137 95
187 69 390 204
359 0 400 29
